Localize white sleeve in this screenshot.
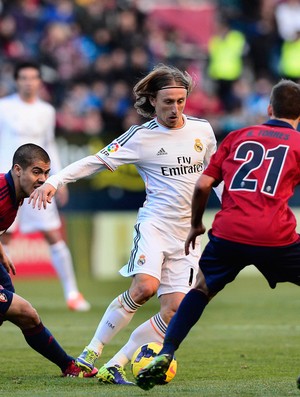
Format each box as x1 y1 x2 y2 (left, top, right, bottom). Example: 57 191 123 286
46 155 107 189
47 127 143 189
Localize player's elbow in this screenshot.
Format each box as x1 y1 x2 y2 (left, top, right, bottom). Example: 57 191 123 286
199 174 215 189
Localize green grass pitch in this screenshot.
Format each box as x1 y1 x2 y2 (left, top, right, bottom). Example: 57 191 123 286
1 272 299 397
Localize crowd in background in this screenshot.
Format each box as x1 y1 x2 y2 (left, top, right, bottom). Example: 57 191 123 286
0 0 299 145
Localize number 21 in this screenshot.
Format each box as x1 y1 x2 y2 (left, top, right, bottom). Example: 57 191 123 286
229 141 288 196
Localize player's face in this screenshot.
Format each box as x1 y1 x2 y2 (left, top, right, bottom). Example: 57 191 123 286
16 161 51 199
16 67 41 101
150 87 187 129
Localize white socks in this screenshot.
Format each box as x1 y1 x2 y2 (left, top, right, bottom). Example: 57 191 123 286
87 291 141 355
49 240 79 300
105 313 167 368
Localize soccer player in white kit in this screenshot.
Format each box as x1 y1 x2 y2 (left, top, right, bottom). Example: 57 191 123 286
30 64 222 384
0 61 90 312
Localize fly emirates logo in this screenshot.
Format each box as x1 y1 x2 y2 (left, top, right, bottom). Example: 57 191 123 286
161 156 204 177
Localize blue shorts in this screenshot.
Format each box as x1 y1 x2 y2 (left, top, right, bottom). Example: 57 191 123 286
0 263 15 324
200 231 300 294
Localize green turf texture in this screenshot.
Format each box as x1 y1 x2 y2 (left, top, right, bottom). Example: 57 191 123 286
1 272 299 397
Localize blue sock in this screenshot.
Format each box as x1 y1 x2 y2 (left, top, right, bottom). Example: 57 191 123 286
22 322 74 371
160 289 208 356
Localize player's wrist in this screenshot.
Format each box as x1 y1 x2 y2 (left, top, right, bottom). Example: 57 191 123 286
45 175 60 189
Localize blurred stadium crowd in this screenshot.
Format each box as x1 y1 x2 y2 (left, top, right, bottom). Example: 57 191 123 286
0 0 299 144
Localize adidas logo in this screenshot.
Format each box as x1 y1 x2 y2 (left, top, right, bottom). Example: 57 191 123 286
157 148 168 156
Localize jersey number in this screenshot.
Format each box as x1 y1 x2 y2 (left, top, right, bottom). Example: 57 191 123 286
229 141 288 196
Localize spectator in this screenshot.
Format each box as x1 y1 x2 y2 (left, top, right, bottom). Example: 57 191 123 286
279 30 300 81
275 0 300 41
206 15 248 111
0 14 26 59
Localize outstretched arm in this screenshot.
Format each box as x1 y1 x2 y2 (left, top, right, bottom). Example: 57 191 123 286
185 174 216 255
29 155 107 209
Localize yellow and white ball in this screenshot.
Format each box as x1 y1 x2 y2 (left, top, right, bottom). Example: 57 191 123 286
131 342 177 384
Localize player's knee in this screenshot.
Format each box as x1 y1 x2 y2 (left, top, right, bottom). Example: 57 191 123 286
131 283 157 303
194 277 209 296
17 301 40 329
160 307 176 324
130 274 160 304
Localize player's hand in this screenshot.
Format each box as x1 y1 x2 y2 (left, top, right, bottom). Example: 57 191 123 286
0 245 16 275
28 183 57 210
3 254 16 275
184 224 206 255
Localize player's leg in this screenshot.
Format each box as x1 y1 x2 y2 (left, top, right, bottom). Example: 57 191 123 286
136 234 247 390
97 293 183 385
76 222 163 381
252 240 300 390
101 291 186 373
6 292 72 367
104 312 168 369
136 292 211 388
97 231 198 385
77 273 159 378
2 289 95 376
43 228 90 311
96 311 167 385
19 198 90 311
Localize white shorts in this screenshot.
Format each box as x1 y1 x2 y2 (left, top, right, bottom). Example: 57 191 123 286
7 198 62 233
119 222 201 297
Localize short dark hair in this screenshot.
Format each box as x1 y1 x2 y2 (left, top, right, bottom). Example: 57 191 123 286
14 60 41 80
270 79 300 119
12 143 50 169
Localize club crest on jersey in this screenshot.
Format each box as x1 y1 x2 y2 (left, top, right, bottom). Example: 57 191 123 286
194 139 203 152
137 254 146 266
107 142 120 153
0 292 8 302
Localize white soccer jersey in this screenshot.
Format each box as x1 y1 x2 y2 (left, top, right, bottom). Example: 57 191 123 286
0 93 62 233
98 115 217 239
0 93 61 173
48 114 218 240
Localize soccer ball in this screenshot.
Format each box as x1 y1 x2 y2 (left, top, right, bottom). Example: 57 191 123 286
131 341 177 384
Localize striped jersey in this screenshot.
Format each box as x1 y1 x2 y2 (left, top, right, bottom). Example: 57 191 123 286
96 115 217 239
